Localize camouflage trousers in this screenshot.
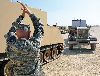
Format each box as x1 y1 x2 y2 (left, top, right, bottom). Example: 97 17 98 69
4 61 45 76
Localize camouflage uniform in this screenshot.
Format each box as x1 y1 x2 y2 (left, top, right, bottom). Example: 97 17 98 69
5 14 44 76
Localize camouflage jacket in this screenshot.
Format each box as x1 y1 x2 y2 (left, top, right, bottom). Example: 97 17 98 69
5 14 44 76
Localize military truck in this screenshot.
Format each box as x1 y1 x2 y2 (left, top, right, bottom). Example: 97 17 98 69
68 19 97 50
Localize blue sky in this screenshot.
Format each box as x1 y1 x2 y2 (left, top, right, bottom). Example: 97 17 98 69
13 0 100 26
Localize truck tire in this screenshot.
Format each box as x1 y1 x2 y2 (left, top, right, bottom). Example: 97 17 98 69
91 44 96 50
69 44 73 50
90 37 97 41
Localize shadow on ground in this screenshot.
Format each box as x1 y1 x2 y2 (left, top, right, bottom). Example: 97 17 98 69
63 39 95 55
62 47 94 56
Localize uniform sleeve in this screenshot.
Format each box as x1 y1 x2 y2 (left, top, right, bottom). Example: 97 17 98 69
16 15 24 24
29 14 44 44
5 15 24 44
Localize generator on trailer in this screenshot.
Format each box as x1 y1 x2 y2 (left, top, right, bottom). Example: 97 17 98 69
68 19 97 50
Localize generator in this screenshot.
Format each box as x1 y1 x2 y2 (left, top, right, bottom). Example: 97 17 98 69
68 19 97 50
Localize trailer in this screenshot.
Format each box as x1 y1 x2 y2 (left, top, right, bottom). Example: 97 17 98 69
68 19 97 50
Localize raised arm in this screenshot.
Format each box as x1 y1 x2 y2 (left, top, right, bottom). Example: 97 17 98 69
17 1 44 43
4 2 26 43
29 14 44 42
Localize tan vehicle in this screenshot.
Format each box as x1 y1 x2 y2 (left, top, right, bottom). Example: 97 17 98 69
68 19 97 50
0 0 64 75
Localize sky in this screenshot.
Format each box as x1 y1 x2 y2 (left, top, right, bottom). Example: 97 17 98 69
13 0 100 26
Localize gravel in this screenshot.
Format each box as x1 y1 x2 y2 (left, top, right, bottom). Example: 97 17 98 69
42 26 100 76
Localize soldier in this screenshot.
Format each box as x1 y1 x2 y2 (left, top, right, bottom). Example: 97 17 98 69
4 1 44 76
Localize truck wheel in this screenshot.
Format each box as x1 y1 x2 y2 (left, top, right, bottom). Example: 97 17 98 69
91 44 96 50
69 44 73 50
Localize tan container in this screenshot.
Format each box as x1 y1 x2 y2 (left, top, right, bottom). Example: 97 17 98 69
0 0 64 53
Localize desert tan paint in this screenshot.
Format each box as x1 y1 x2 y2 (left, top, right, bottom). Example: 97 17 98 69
0 0 64 53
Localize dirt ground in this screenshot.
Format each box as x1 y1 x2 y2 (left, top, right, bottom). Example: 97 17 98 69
42 26 100 76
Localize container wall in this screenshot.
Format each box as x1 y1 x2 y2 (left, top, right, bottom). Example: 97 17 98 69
0 0 47 53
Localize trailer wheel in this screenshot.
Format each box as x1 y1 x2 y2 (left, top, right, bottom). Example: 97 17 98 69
57 44 63 55
91 44 96 50
69 44 73 50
